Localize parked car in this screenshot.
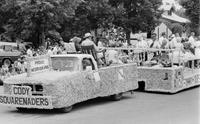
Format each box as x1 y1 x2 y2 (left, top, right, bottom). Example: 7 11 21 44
0 42 21 67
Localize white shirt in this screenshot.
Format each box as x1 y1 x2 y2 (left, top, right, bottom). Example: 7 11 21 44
81 38 99 51
159 36 164 46
47 49 53 55
170 37 177 49
174 42 183 51
189 36 195 48
136 40 148 48
151 40 160 49
98 41 104 47
105 50 122 64
27 49 33 57
53 46 58 55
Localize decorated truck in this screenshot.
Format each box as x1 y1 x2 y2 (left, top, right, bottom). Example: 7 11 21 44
101 47 200 93
0 54 138 112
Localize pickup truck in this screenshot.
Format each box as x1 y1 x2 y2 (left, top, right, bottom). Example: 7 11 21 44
0 54 138 112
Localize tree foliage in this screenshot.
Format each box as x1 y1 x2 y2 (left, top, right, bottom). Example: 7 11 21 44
180 0 200 35
109 0 162 32
0 0 164 46
171 23 184 35
108 0 162 43
0 0 82 46
61 0 115 40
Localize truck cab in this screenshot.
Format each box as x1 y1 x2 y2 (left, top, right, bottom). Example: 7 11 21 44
50 54 98 72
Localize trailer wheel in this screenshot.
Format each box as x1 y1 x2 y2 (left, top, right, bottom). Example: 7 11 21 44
59 106 73 113
110 93 123 101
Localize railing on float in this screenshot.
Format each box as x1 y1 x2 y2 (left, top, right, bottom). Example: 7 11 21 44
100 47 200 70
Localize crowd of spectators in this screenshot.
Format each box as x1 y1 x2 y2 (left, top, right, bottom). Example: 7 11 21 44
0 26 200 82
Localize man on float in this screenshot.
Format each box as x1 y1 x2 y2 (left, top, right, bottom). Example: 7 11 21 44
81 33 105 65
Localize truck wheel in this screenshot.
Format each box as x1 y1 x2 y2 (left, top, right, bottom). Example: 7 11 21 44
3 59 11 67
59 106 73 113
110 93 123 101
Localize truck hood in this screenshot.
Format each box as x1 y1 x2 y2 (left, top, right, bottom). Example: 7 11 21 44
0 51 21 56
4 71 78 85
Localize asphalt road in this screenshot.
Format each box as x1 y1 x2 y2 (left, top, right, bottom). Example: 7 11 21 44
0 86 199 124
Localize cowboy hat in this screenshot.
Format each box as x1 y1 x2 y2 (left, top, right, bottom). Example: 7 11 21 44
84 33 92 38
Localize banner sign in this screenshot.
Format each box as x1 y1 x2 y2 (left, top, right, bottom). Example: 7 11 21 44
0 95 53 109
30 58 49 72
0 85 53 109
11 85 32 96
27 56 51 76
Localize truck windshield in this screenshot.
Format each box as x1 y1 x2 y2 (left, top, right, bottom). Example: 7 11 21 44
51 57 79 71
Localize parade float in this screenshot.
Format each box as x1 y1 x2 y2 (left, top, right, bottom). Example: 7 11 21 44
0 54 138 112
102 47 200 93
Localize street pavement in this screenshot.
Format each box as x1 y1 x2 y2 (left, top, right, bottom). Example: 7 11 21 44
0 86 199 124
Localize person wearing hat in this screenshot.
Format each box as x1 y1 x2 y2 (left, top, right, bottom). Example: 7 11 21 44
81 33 105 65
81 33 105 53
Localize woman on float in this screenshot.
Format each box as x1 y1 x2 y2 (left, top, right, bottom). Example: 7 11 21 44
105 42 123 66
169 37 185 66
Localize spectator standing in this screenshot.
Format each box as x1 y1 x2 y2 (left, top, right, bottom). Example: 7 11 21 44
26 46 33 57
18 40 26 54
150 33 160 48
52 43 59 55
189 32 195 48
159 32 168 46
47 46 53 55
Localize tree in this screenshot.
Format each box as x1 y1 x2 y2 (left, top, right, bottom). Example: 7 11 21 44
109 0 162 44
0 0 82 47
171 23 184 35
180 0 200 35
61 0 115 40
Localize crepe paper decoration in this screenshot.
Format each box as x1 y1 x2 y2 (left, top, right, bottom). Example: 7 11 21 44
138 66 200 93
118 68 124 80
94 72 100 82
3 63 138 108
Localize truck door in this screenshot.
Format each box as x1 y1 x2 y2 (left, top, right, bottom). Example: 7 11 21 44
81 58 101 97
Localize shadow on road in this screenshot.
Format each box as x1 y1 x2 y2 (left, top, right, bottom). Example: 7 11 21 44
134 85 200 95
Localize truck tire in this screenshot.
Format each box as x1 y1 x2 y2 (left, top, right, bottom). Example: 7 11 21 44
3 58 11 67
110 93 123 101
59 106 73 113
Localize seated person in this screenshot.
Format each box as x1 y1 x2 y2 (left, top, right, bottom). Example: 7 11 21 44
82 58 93 71
81 33 105 66
81 33 104 53
105 43 123 66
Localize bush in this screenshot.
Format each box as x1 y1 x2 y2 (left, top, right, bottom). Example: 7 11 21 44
171 23 184 35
